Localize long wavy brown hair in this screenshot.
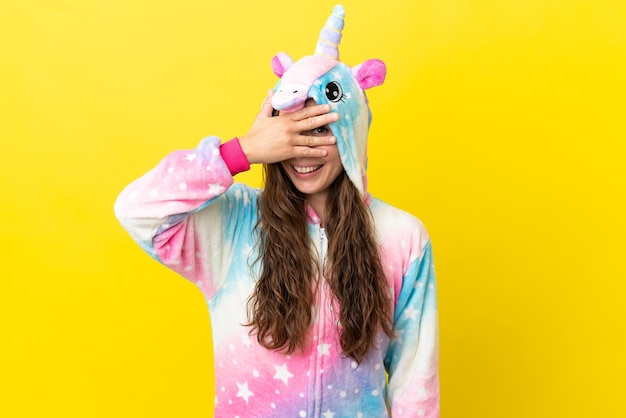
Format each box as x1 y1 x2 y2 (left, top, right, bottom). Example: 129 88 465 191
247 163 394 363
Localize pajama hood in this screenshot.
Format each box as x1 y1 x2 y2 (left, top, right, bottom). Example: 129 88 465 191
270 4 386 196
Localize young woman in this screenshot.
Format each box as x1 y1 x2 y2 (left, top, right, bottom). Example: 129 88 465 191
115 5 439 417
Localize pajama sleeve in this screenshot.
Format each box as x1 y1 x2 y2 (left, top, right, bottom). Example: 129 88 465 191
114 135 258 298
384 241 440 417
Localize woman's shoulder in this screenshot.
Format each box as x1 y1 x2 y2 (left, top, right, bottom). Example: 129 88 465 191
370 197 426 227
369 196 431 247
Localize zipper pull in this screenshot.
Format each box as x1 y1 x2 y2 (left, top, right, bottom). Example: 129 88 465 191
320 227 327 244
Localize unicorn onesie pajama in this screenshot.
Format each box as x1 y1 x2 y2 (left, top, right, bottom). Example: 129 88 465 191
115 5 439 417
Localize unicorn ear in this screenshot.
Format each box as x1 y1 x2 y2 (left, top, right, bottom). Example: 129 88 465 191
271 52 294 78
352 59 386 90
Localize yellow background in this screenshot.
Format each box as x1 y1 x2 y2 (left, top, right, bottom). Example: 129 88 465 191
1 0 625 416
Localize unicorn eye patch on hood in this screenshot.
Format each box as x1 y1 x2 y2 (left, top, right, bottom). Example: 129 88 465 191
270 4 386 196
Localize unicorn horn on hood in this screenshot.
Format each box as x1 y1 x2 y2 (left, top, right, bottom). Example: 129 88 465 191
314 4 345 61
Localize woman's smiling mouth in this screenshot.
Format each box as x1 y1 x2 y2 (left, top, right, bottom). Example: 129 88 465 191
293 165 323 174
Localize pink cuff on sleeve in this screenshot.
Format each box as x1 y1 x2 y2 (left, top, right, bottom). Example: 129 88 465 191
219 138 251 176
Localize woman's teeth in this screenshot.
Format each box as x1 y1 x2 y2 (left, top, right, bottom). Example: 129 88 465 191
294 165 322 174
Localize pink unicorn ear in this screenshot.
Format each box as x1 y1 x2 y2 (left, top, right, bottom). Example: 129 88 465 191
271 52 294 78
352 59 386 90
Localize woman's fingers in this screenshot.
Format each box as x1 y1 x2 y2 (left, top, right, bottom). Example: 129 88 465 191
290 103 331 121
280 101 340 132
295 112 340 132
293 145 329 158
301 135 336 148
